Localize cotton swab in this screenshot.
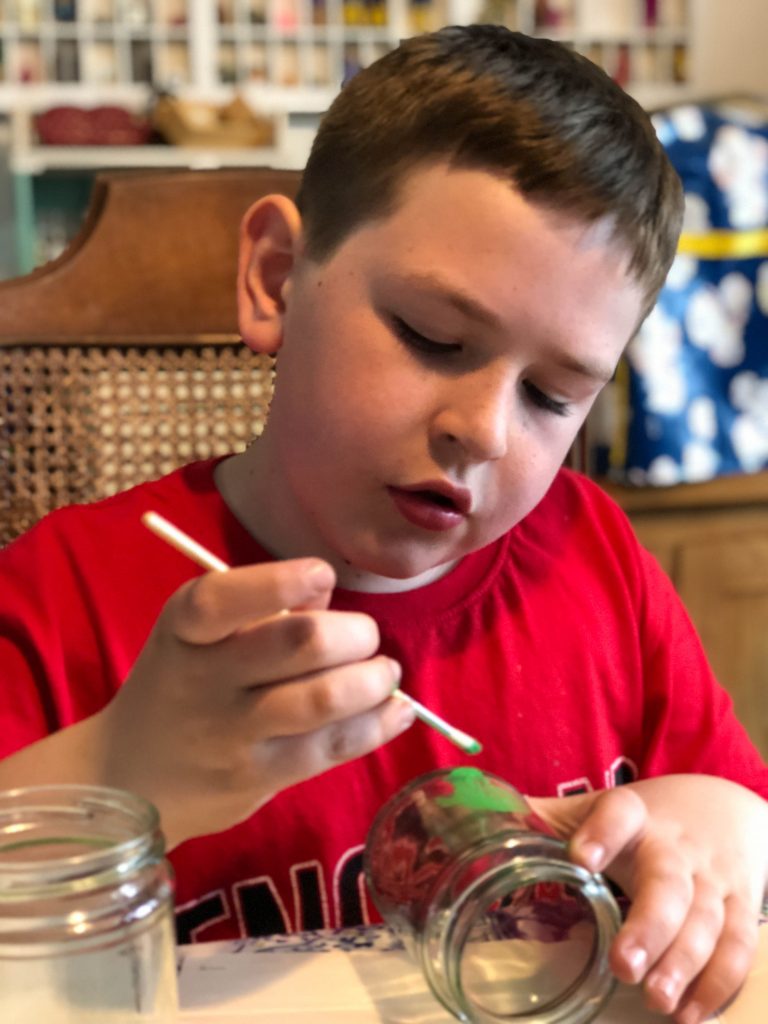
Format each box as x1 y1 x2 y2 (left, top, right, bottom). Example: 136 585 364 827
142 511 229 573
390 690 482 755
141 510 482 756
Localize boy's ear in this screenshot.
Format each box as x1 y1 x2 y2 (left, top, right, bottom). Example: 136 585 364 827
237 194 303 354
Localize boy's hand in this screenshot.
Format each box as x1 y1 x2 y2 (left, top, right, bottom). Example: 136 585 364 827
95 559 413 846
529 776 768 1024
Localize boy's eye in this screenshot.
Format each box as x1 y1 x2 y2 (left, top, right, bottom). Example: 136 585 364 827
391 316 462 356
392 315 570 416
523 380 571 417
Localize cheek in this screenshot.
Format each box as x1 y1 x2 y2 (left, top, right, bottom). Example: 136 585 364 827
488 442 567 527
276 378 388 475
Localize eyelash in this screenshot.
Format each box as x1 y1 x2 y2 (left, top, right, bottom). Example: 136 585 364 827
391 316 571 417
391 316 461 356
522 381 571 417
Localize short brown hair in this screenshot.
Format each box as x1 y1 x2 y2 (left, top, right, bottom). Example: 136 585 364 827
297 25 683 313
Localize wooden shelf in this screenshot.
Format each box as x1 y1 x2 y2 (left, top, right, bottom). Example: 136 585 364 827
11 142 285 175
601 471 768 515
2 0 697 276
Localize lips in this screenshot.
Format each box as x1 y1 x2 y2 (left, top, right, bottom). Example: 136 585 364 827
387 481 472 532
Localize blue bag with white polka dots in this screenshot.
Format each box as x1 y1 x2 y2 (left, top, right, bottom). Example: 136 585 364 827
610 104 768 485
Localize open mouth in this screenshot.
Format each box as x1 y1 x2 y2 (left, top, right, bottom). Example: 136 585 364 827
387 484 470 532
417 489 458 510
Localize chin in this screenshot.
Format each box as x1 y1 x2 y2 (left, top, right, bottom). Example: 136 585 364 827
335 540 459 589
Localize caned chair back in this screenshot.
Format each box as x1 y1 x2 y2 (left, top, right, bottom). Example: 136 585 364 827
0 167 300 544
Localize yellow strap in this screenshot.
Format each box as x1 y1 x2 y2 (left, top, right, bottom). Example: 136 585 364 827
607 357 630 473
677 228 768 259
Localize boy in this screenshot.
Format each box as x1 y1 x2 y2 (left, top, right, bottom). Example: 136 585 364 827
1 25 767 1024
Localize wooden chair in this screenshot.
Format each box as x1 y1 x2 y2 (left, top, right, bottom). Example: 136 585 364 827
0 163 588 547
0 167 300 545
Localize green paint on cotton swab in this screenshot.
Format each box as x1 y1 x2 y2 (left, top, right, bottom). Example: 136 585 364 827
391 691 482 756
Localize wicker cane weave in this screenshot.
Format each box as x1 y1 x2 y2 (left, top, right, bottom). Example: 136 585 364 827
0 167 300 546
0 341 273 544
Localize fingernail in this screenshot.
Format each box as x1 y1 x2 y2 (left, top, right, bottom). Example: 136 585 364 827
578 840 606 873
648 971 683 1010
624 943 648 980
388 658 402 691
677 1001 705 1024
305 561 335 591
393 696 416 732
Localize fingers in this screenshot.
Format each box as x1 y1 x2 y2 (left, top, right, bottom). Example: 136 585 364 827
525 792 598 838
219 607 381 689
112 553 425 847
518 782 763 1024
632 885 756 1023
164 558 336 644
608 834 696 988
134 559 411 780
563 786 757 1024
635 874 721 1011
567 785 648 875
671 895 758 1024
239 654 402 735
267 691 417 783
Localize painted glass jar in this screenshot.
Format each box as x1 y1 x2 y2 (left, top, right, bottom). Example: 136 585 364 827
0 785 177 1023
364 767 621 1024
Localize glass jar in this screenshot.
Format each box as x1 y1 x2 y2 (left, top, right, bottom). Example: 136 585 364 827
0 785 178 1023
364 767 621 1024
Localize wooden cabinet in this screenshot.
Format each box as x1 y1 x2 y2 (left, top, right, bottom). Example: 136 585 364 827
603 472 768 760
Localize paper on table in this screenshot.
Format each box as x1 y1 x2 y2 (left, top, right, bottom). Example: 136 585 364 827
178 943 659 1023
178 922 767 1023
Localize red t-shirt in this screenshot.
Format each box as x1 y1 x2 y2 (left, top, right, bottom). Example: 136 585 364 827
1 459 765 941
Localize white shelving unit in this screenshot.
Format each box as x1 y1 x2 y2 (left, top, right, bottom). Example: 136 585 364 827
1 0 694 112
1 0 699 274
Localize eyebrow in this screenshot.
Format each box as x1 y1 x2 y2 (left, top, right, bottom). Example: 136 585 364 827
394 271 615 385
400 270 502 329
550 352 614 385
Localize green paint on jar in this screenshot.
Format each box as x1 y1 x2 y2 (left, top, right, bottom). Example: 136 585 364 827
435 767 527 813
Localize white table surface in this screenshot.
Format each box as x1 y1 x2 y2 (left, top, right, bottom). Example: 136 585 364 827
176 922 767 1023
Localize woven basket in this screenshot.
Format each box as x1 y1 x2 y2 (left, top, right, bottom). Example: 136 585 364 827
151 95 275 148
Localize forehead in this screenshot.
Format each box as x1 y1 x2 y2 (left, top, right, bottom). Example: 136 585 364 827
345 162 629 272
327 163 644 348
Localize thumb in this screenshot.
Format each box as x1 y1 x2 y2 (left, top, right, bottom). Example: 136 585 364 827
289 566 335 611
528 788 648 877
527 791 602 840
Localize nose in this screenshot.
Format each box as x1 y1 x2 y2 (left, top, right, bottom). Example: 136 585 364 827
429 366 513 463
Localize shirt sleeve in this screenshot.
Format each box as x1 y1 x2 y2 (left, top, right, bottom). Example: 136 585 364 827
0 528 64 757
0 513 117 759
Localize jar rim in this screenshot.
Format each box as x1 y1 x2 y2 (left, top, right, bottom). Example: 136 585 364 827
0 785 162 891
430 837 620 1024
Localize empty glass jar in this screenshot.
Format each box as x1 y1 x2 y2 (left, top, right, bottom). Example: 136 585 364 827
364 767 621 1024
0 785 178 1023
